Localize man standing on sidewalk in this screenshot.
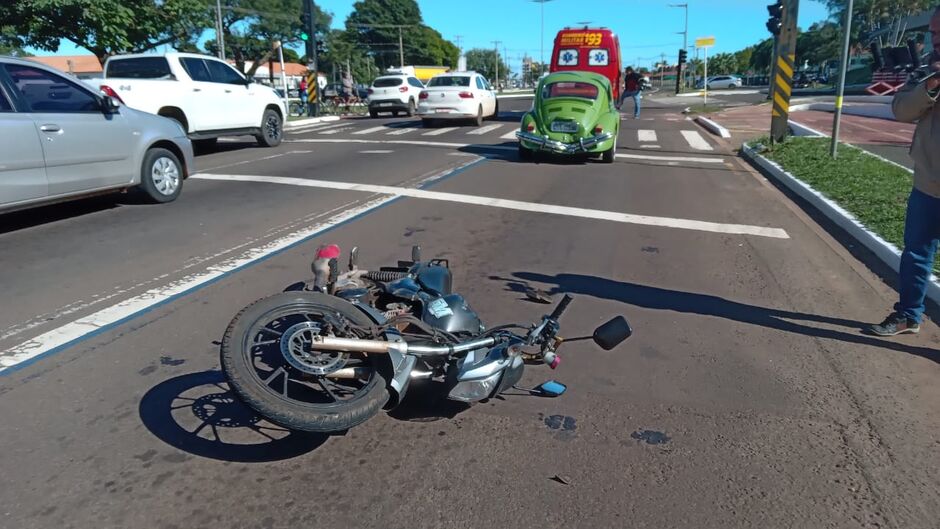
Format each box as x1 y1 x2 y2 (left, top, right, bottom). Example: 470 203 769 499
869 6 940 336
620 66 643 119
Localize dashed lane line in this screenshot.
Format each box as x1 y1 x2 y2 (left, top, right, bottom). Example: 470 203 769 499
467 124 504 135
681 130 714 151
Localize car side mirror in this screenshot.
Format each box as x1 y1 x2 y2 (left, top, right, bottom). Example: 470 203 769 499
100 95 120 114
593 316 632 350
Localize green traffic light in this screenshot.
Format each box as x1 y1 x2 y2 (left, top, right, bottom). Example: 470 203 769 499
300 32 309 41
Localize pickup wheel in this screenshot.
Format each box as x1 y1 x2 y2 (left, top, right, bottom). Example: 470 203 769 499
138 148 183 203
369 109 379 118
255 108 283 147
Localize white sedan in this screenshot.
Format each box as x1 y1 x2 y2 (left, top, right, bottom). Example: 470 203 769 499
417 72 499 126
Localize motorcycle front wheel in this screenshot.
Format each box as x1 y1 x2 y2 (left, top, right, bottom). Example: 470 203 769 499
220 292 389 433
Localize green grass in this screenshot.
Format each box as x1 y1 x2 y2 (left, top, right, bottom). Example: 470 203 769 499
755 136 938 273
685 104 722 114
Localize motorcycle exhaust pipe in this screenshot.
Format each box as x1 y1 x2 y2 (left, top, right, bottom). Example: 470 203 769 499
310 335 497 356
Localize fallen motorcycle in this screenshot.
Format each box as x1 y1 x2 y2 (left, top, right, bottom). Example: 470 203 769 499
220 244 632 433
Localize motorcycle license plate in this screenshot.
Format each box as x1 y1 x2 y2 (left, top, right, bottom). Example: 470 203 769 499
550 121 578 133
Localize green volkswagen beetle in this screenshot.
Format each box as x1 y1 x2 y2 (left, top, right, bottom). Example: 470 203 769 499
516 71 619 163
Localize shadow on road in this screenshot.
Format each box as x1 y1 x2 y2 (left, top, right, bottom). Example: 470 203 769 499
139 370 329 462
386 380 470 423
0 193 158 235
493 272 940 365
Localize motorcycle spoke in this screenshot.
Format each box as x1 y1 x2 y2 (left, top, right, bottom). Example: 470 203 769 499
262 366 287 386
317 378 340 401
259 326 283 337
251 339 278 348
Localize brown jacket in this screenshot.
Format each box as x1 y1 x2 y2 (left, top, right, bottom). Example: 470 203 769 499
892 81 940 197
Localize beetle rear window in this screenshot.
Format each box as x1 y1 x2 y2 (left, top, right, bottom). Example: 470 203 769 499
428 76 470 87
541 82 599 99
373 77 403 87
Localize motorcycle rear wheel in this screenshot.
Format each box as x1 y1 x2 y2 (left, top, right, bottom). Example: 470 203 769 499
220 292 389 433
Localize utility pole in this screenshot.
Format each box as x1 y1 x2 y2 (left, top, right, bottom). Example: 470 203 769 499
215 0 225 60
830 0 854 158
492 40 502 90
768 0 799 144
661 52 666 87
398 27 404 67
531 0 555 77
349 23 412 69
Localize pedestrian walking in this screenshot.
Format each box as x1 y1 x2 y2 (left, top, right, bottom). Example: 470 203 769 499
868 6 940 336
620 66 643 119
298 77 308 113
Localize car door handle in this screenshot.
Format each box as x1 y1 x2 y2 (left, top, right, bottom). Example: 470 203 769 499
225 89 232 93
39 124 61 133
193 88 202 92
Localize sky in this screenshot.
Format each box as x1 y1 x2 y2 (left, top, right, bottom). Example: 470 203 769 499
32 0 832 73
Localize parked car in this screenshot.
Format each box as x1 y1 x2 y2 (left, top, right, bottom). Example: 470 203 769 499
516 71 619 163
0 56 194 213
97 52 286 147
417 71 498 126
366 74 425 117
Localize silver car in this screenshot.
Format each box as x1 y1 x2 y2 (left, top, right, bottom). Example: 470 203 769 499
0 56 194 214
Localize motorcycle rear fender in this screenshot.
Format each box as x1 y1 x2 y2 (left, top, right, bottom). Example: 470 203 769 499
347 300 415 408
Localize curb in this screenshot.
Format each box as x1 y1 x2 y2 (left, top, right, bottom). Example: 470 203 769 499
788 120 826 137
285 115 341 129
741 144 940 305
695 116 731 138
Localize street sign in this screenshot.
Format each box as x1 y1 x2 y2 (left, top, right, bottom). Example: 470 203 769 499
694 36 715 48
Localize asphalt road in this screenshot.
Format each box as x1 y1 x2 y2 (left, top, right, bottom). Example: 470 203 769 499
2 95 939 529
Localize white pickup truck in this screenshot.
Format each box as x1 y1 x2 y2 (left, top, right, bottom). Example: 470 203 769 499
98 52 287 147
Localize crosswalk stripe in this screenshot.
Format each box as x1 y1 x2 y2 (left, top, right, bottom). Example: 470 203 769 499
680 130 714 151
353 126 388 135
319 127 353 135
467 124 504 135
500 130 518 140
288 122 343 134
638 129 657 142
423 127 458 136
386 125 419 135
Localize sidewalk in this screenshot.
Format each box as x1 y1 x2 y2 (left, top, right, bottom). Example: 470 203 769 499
708 102 915 169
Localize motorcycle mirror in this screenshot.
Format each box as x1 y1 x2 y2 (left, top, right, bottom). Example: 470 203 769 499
411 245 422 263
593 316 633 350
536 380 567 397
349 246 359 271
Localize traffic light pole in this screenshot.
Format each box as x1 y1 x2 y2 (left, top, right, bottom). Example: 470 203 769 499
303 0 319 117
769 0 799 144
830 0 854 158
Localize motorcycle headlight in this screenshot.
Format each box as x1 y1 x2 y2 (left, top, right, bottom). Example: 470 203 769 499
447 372 502 402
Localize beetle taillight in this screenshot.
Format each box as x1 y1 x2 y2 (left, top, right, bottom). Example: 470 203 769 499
458 91 474 99
526 123 535 132
594 126 603 134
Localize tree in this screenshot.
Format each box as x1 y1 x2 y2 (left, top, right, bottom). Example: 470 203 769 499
3 0 211 65
814 0 934 46
464 48 509 84
345 0 457 69
205 0 331 77
749 38 776 73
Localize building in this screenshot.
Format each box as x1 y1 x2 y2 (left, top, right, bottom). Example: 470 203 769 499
28 55 102 79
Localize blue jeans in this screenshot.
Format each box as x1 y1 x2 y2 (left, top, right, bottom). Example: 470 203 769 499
621 90 641 117
896 189 940 322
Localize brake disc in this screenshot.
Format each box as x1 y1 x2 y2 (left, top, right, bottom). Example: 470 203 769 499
279 321 348 376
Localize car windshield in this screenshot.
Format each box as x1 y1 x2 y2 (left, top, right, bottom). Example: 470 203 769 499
541 81 599 100
373 77 403 88
428 76 470 87
106 57 173 79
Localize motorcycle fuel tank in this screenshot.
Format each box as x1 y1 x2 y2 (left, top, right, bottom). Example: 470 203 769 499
421 294 482 334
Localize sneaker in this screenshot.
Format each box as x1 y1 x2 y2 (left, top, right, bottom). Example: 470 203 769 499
868 312 920 336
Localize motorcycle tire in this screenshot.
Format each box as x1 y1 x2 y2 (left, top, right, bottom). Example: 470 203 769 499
220 292 389 433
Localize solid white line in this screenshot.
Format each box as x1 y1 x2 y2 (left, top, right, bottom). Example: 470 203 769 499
615 152 724 163
194 173 790 240
638 129 658 142
359 150 394 154
500 130 519 140
353 126 388 135
467 124 504 135
0 195 398 373
423 127 458 136
681 130 714 151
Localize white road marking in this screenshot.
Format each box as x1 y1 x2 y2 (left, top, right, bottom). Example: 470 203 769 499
423 127 458 136
359 150 394 154
194 173 791 240
640 145 662 149
386 125 419 135
319 126 354 135
353 126 388 135
681 130 714 151
500 130 519 140
287 137 516 152
467 124 504 135
615 152 724 163
288 122 346 134
0 158 486 374
638 129 658 142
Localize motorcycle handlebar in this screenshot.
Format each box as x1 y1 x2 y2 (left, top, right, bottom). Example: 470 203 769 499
549 294 573 321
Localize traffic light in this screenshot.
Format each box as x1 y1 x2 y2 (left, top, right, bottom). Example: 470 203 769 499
315 38 326 55
678 48 687 65
766 1 783 36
